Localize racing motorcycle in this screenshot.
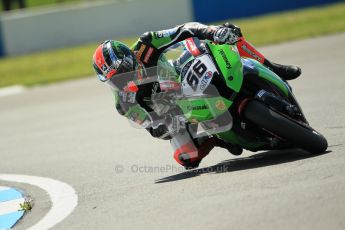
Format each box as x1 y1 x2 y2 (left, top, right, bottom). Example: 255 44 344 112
152 37 328 154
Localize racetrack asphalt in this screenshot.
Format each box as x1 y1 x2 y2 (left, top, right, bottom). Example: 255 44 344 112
1 32 345 230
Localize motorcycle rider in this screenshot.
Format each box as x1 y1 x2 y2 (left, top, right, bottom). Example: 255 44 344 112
92 22 301 169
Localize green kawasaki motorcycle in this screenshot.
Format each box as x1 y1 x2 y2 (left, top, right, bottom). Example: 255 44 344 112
154 37 328 154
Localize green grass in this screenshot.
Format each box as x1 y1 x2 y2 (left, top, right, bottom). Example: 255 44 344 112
1 2 345 87
0 37 135 87
232 1 345 46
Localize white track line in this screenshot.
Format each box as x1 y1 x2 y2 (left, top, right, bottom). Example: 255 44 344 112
0 198 25 215
0 174 78 230
0 85 25 97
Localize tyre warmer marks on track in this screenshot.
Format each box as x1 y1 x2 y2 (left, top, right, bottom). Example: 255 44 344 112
0 186 25 230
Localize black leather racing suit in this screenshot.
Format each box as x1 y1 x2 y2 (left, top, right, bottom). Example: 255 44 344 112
115 22 241 138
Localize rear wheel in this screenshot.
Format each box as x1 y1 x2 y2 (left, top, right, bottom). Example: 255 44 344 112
244 100 328 154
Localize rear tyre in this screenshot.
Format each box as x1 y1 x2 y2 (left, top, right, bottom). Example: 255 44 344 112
244 101 328 154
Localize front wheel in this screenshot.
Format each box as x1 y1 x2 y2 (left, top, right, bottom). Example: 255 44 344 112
244 101 328 154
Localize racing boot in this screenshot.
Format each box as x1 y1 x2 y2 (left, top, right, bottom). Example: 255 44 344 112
234 34 302 81
264 60 302 81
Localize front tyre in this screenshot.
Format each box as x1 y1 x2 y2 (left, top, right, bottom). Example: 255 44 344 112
244 101 328 154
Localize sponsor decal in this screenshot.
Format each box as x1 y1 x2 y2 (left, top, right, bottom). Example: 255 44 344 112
119 91 136 103
200 71 213 90
180 55 217 95
215 100 227 111
185 38 201 56
127 91 137 102
159 81 180 91
193 105 208 110
119 91 127 101
219 49 232 69
144 47 154 64
241 44 263 62
205 70 213 79
136 44 146 60
156 28 178 38
187 105 208 111
256 89 266 98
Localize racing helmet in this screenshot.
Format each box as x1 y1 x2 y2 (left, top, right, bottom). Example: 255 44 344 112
92 40 141 90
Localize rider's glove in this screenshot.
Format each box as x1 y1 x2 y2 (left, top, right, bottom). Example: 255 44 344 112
222 22 243 37
213 27 239 44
